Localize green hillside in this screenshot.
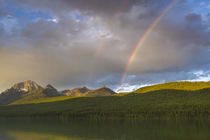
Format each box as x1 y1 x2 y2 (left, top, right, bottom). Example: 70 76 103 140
134 81 210 93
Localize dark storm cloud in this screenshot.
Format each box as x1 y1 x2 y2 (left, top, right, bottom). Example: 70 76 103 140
16 0 137 13
15 0 174 17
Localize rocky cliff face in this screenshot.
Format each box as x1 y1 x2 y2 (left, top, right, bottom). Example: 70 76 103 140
2 80 43 95
42 84 60 97
61 87 90 96
0 80 43 105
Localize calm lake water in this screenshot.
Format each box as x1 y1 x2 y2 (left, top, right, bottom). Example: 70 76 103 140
0 119 210 140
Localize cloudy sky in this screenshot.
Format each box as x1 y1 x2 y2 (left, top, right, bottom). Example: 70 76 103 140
0 0 210 92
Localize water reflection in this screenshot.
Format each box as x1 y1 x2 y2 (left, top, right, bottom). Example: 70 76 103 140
0 119 210 140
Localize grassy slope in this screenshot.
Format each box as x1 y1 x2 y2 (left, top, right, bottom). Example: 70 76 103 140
10 96 74 105
1 81 210 119
134 81 210 93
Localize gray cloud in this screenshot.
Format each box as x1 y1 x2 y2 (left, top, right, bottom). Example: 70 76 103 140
0 0 210 92
16 0 151 15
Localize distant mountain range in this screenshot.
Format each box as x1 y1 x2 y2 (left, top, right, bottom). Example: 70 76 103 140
0 80 116 105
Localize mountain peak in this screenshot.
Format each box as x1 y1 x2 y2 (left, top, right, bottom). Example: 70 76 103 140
73 86 89 93
45 84 55 89
91 86 116 96
1 80 43 97
42 84 59 97
12 80 42 92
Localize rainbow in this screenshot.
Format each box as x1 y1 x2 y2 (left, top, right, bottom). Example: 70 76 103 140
89 0 130 83
120 0 177 85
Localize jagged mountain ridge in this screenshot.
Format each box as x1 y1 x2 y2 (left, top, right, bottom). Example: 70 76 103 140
61 86 90 96
0 80 116 105
61 86 116 97
42 84 60 97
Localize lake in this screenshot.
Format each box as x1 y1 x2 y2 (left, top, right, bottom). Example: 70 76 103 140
0 119 210 140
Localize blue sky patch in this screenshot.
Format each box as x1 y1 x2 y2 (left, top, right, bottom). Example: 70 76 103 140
2 0 54 22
